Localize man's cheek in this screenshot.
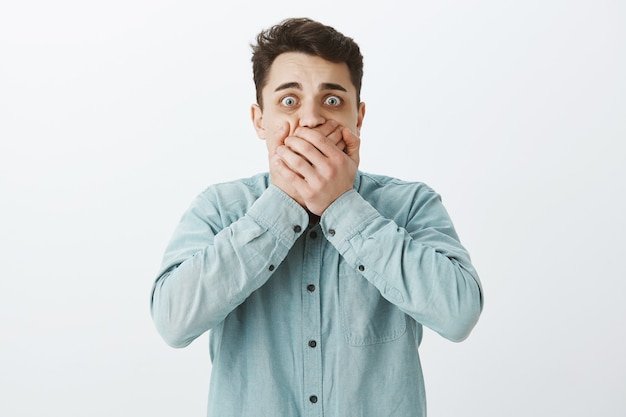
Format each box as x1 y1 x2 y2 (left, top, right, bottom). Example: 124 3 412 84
269 122 293 142
263 123 290 152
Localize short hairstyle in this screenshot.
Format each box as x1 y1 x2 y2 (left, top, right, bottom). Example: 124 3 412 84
251 17 364 108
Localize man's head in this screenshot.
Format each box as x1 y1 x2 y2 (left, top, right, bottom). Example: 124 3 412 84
250 18 366 166
251 17 363 109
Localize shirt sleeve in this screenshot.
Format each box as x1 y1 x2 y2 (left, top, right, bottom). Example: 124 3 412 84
150 184 309 348
320 187 483 342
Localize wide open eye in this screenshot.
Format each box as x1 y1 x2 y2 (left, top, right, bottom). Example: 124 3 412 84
280 95 298 107
324 95 342 107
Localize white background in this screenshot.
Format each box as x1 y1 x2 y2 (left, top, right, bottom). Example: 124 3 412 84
1 1 624 416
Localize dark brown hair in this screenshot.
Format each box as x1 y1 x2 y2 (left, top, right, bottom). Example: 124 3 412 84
251 18 363 108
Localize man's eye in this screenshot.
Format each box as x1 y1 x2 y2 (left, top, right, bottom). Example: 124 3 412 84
280 96 297 107
324 95 342 106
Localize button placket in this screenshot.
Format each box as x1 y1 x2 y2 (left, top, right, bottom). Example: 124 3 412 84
302 224 323 413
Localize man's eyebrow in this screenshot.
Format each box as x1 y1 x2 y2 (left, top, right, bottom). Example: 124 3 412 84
273 82 348 93
274 82 301 92
320 83 348 92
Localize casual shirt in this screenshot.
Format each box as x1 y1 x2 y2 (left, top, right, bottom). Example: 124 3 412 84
151 171 483 417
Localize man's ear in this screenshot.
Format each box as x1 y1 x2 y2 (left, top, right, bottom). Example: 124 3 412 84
251 104 266 139
356 102 366 136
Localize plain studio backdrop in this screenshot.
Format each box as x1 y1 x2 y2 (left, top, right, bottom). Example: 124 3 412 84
1 1 624 416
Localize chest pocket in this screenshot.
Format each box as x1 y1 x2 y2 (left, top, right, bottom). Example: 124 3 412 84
339 262 407 346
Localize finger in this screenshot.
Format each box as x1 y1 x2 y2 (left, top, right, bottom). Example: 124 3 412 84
276 144 319 179
271 153 305 180
310 119 338 137
293 126 343 158
335 139 346 152
285 133 346 170
325 124 344 147
284 135 328 166
300 120 342 148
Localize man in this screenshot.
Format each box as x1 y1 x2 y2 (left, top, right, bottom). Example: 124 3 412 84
151 17 483 417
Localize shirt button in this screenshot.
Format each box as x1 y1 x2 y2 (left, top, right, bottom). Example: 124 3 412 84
309 395 318 404
293 225 302 233
307 284 316 292
308 340 317 348
309 231 317 239
268 265 275 271
328 229 335 236
358 265 365 271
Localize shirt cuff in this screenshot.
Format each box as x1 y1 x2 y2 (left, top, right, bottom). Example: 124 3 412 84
320 189 379 247
246 184 310 245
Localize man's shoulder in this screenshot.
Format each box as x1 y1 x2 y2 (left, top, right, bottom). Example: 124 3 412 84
358 171 435 194
356 172 444 222
199 172 270 198
188 172 271 219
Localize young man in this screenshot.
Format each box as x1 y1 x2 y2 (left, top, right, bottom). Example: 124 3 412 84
151 17 483 417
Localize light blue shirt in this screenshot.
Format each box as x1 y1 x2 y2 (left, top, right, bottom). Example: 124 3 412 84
151 171 483 417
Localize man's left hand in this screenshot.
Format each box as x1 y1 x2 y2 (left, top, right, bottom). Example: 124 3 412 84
272 125 361 215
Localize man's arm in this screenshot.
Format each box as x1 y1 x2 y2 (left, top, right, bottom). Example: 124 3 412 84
150 185 308 348
321 187 483 342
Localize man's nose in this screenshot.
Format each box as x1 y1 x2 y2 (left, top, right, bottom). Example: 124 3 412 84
298 101 326 128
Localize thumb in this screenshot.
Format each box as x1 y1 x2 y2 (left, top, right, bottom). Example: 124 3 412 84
342 128 360 165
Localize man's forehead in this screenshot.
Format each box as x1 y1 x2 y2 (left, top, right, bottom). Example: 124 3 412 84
265 52 354 91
